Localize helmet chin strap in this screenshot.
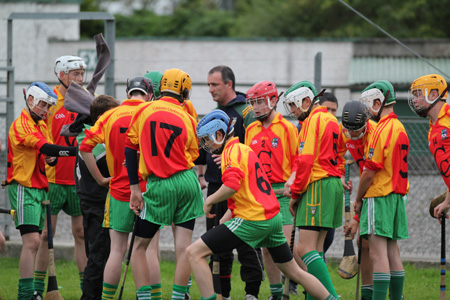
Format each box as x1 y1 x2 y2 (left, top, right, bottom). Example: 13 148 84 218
372 90 389 122
298 89 326 122
58 77 69 90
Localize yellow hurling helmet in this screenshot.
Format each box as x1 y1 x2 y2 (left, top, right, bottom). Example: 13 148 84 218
160 68 192 100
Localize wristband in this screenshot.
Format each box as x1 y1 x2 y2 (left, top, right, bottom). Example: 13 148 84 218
353 214 360 222
198 174 204 178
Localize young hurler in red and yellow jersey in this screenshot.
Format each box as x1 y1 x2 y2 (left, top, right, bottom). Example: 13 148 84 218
338 100 376 300
283 81 341 299
8 82 77 300
35 56 88 294
186 109 337 300
80 76 153 299
408 74 450 220
125 69 204 300
355 80 409 300
244 81 300 299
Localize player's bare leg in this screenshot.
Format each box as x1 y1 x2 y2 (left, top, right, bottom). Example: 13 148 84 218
72 215 87 273
103 230 129 285
131 236 152 289
21 232 41 278
186 238 215 297
35 214 58 271
173 226 193 285
359 237 374 298
147 229 161 285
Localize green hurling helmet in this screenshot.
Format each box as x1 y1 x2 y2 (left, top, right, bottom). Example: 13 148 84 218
361 80 396 106
285 80 318 100
144 71 163 99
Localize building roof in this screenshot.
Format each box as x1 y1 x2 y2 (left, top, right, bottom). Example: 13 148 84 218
349 57 450 86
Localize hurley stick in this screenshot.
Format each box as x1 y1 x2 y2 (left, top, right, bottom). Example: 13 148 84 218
338 160 358 279
43 200 64 300
441 216 446 300
282 209 297 300
118 215 138 300
355 236 362 300
212 205 223 300
0 208 16 220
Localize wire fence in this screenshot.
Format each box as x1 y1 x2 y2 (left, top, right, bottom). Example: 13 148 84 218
0 114 447 262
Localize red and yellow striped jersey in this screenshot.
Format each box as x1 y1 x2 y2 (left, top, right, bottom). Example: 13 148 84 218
182 100 199 122
428 103 450 191
337 120 377 175
222 137 280 221
291 106 341 198
45 87 77 185
7 109 52 190
245 113 299 183
80 99 146 202
125 96 199 179
364 112 409 197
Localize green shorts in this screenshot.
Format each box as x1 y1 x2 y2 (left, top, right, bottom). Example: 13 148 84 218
8 181 46 230
225 213 286 248
271 182 293 225
360 193 409 240
48 183 81 216
140 169 204 226
103 193 135 233
295 176 343 229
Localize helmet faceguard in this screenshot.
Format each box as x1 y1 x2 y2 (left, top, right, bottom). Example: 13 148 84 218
246 81 278 121
54 56 87 88
360 80 395 122
408 74 448 118
197 110 235 154
160 69 192 102
24 82 57 121
126 76 154 101
342 100 370 140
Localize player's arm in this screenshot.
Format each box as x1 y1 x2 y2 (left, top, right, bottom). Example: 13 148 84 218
204 184 236 218
79 150 111 188
125 146 144 215
353 169 375 216
435 190 450 220
39 143 77 157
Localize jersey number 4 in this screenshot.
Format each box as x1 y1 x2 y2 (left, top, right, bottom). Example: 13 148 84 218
150 121 183 158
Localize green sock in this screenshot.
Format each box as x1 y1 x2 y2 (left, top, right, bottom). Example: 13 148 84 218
270 283 283 299
325 295 338 300
79 272 84 290
361 284 373 300
137 285 152 300
150 283 162 300
33 270 46 295
102 282 118 300
373 272 390 300
18 277 34 300
318 251 324 259
171 284 187 300
201 293 216 300
302 250 339 299
390 270 405 300
187 275 192 291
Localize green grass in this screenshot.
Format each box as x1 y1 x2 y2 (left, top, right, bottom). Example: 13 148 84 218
0 257 444 299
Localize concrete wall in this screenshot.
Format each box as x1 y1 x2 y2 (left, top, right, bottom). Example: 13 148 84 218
4 38 354 118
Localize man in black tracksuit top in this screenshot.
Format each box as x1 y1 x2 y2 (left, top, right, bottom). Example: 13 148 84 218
196 66 264 300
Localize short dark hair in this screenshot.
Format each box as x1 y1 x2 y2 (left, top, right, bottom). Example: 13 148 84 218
319 92 338 108
90 95 120 121
208 65 235 90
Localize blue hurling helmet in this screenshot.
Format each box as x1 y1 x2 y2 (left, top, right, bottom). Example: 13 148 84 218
197 110 234 154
